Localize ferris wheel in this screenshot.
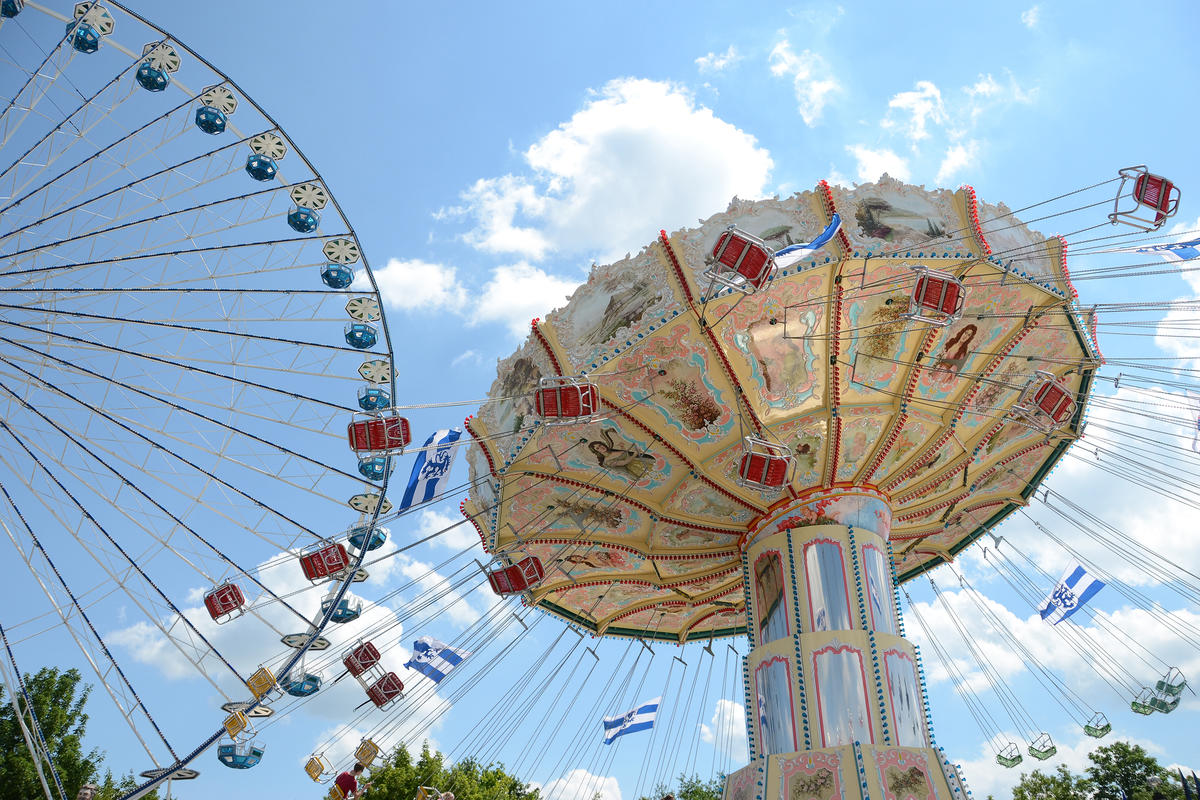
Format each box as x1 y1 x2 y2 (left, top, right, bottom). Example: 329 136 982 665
0 2 403 797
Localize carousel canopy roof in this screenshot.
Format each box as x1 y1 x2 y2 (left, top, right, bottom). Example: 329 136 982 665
464 176 1098 642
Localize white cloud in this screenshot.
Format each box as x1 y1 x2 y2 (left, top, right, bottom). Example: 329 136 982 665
459 175 551 259
699 698 749 764
451 78 772 263
936 140 980 184
451 349 481 367
1021 6 1041 28
369 258 467 312
845 72 1035 183
882 81 947 146
473 262 581 337
968 74 1001 98
695 45 740 73
845 145 911 182
419 508 481 552
768 40 839 126
395 554 489 628
537 768 622 800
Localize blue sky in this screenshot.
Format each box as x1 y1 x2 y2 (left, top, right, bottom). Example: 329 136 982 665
4 2 1200 799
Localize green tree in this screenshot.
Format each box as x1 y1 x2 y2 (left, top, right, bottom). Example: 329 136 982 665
640 773 724 800
0 667 104 800
1011 764 1091 800
1087 742 1183 800
364 741 539 800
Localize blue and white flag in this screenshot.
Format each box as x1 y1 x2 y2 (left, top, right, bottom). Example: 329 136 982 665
1132 237 1200 262
773 213 842 269
404 636 470 683
399 428 462 511
1038 562 1105 624
602 696 660 744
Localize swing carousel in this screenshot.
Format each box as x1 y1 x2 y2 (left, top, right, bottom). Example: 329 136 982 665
461 175 1157 800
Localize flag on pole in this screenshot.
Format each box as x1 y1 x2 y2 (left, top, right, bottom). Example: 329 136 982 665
1038 562 1105 624
398 428 462 511
773 213 843 269
1132 237 1200 262
403 636 471 683
602 697 660 744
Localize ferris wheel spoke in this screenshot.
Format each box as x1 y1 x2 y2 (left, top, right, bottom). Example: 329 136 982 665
0 236 343 283
2 181 281 263
0 14 78 145
0 477 181 765
3 338 352 449
0 435 246 697
0 317 360 411
0 350 371 519
0 125 258 246
0 301 368 354
1 96 197 229
0 405 317 634
0 35 161 204
0 356 352 541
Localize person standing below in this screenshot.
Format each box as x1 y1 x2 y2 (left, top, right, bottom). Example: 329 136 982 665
334 763 371 798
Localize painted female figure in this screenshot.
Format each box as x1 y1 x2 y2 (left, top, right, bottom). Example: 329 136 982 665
587 428 656 480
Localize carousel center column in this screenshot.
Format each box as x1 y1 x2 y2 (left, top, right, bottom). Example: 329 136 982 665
722 489 971 800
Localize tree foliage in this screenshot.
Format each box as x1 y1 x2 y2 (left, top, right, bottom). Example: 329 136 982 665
640 773 724 800
362 741 539 800
1086 742 1182 800
1010 741 1185 800
0 667 103 800
1011 764 1090 800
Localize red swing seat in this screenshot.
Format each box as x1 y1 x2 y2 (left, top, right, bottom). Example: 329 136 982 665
486 556 545 595
736 437 792 490
704 227 776 293
535 376 599 424
1109 166 1180 231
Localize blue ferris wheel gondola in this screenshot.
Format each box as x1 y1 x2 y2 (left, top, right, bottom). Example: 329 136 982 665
321 263 355 289
281 671 323 698
244 153 277 181
288 206 319 233
65 20 100 53
345 322 378 349
217 741 264 769
321 593 363 623
357 456 393 481
135 62 169 92
1 0 23 18
194 105 226 134
349 524 388 552
357 385 390 411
